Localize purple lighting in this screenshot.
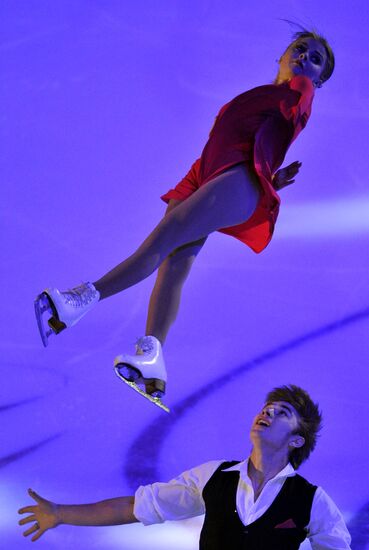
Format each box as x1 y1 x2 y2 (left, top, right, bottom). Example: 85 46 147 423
2 2 368 548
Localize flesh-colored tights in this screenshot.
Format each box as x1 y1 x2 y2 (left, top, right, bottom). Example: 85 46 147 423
93 164 260 344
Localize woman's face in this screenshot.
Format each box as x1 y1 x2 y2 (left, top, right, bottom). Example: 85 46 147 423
278 37 327 87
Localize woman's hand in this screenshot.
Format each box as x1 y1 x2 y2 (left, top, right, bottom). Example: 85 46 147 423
272 161 302 190
18 489 60 542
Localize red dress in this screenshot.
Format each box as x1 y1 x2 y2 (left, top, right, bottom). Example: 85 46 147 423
161 75 314 253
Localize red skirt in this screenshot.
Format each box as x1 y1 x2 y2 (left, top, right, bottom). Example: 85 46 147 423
161 158 279 254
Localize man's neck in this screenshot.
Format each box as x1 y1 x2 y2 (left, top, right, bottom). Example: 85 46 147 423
248 446 290 494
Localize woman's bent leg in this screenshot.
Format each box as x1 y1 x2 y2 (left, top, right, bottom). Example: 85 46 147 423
94 164 260 299
146 199 207 345
146 237 207 344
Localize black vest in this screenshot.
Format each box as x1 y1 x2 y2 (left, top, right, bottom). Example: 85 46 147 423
200 461 317 550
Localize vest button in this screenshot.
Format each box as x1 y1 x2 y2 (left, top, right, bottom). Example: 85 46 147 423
244 529 248 535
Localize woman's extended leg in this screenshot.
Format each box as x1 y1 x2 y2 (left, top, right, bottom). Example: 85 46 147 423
35 164 259 348
94 163 260 299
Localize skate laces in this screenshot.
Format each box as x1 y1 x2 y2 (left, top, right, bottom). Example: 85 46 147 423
63 283 97 308
135 336 155 355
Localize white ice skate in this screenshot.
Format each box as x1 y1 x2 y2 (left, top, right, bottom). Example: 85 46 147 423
114 335 169 413
34 282 100 347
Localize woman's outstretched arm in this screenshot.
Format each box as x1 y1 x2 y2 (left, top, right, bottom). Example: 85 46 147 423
18 489 138 542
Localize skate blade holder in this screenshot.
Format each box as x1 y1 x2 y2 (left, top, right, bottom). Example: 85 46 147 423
114 364 169 413
34 293 66 347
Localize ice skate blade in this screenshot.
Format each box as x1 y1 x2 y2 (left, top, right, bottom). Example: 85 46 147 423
115 369 170 413
34 293 56 347
115 363 166 395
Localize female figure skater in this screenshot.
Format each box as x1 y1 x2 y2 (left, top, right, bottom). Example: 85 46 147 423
35 30 335 410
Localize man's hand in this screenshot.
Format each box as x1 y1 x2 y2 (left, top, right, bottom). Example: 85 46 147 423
18 489 59 542
272 161 302 190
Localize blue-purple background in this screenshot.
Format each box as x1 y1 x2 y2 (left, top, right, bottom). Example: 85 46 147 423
2 1 369 548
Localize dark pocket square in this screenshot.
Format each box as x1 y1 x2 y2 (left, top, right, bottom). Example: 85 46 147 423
274 518 297 529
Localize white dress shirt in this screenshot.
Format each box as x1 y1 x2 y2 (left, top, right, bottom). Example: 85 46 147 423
134 459 351 549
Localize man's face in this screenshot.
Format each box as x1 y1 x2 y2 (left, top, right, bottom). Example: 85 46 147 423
250 401 304 451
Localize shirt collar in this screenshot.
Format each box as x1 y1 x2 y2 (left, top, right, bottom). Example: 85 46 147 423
221 458 296 482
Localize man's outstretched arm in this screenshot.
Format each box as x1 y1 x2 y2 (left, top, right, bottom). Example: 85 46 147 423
18 488 138 542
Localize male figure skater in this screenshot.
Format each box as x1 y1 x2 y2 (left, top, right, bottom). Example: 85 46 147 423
19 385 351 548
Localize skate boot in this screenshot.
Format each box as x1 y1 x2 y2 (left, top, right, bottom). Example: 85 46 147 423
34 282 100 347
114 335 169 413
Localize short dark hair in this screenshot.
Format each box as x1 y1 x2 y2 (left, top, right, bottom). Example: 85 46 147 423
265 384 323 469
289 30 335 83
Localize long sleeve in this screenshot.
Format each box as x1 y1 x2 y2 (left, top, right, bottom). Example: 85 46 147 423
133 460 224 526
252 75 315 219
307 487 352 549
253 109 295 185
